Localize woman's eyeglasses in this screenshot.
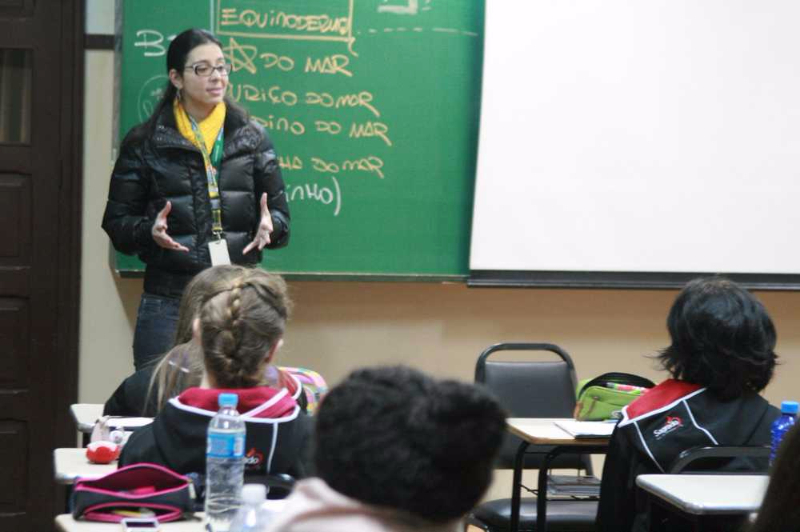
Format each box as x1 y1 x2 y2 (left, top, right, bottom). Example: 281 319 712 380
185 63 232 77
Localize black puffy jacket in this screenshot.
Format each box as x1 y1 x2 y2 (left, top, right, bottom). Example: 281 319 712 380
102 103 290 297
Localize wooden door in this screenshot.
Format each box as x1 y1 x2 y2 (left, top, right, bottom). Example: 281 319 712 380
0 0 81 530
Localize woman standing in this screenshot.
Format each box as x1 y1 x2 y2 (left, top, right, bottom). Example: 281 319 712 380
103 28 289 370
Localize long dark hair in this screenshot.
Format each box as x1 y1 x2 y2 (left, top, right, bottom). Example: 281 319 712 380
125 28 247 144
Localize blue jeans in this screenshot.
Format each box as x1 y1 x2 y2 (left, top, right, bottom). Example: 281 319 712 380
132 292 180 371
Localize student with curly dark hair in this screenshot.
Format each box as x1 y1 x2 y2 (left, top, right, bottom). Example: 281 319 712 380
749 423 800 532
266 365 507 532
596 277 780 532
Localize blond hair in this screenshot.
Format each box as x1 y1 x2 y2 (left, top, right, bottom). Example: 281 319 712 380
146 265 248 412
198 269 291 388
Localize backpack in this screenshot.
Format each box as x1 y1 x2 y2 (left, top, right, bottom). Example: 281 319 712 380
574 372 656 421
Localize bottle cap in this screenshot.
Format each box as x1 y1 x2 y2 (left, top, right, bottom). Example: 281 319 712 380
219 393 238 408
781 400 798 414
242 484 267 504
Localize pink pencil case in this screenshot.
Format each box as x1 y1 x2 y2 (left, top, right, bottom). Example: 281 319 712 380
72 463 194 523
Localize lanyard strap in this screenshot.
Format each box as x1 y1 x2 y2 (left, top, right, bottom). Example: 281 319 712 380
189 118 225 236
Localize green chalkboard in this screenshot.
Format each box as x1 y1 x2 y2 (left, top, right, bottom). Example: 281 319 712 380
117 0 483 279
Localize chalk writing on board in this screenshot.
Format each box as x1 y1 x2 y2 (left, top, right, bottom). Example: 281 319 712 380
129 0 484 221
213 1 398 219
309 156 385 179
306 91 380 117
279 155 303 171
224 37 258 73
137 74 168 122
224 37 353 77
134 29 176 57
219 9 350 36
253 115 306 136
286 175 342 217
315 120 342 136
217 0 356 54
349 122 392 146
228 84 299 107
246 112 393 147
304 55 353 76
378 0 420 15
259 52 294 72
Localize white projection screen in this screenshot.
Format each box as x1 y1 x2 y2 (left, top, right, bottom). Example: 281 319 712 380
470 1 800 288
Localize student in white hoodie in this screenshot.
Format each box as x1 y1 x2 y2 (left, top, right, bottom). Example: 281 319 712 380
267 365 507 532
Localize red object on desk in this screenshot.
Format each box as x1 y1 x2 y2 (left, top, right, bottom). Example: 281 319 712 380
85 441 120 464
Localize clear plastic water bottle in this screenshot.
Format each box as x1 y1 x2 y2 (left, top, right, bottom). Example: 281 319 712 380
228 484 273 532
206 393 246 532
770 400 798 464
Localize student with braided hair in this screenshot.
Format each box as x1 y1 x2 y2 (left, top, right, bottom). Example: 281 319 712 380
119 267 312 486
103 265 308 417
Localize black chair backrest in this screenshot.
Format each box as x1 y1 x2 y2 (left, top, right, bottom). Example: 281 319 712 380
667 445 770 474
246 472 296 499
476 343 593 473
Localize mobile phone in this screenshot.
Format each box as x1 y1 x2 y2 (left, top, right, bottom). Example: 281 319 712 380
121 517 159 531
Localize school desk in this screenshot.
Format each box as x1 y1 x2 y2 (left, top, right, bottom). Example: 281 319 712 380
636 473 768 532
506 418 610 532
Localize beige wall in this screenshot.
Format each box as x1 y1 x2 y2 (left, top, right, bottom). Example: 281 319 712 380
80 47 800 500
80 48 800 405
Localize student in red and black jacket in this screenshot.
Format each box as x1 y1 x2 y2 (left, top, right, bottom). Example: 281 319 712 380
596 277 780 532
120 268 312 485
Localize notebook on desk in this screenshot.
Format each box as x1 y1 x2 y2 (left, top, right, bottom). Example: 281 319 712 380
555 419 616 438
105 417 153 429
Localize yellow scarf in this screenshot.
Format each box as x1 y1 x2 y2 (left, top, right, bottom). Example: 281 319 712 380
173 99 226 154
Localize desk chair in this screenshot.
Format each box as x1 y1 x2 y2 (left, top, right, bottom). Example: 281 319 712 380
255 473 296 500
644 446 770 532
468 343 598 532
668 445 770 474
188 472 296 508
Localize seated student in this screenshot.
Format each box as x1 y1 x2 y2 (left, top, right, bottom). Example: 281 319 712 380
596 277 780 532
119 268 312 482
103 264 306 417
266 365 507 532
748 423 800 532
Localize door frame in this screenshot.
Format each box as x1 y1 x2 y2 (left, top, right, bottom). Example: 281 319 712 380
52 0 83 489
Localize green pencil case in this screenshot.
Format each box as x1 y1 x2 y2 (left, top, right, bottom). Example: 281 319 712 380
574 372 655 421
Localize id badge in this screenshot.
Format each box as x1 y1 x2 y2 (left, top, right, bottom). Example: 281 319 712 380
209 239 231 266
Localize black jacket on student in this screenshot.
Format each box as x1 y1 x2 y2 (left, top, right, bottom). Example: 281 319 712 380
104 365 308 418
596 379 779 532
119 386 313 485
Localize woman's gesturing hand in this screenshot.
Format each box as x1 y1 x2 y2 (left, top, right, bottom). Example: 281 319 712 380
152 201 189 252
243 193 274 254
